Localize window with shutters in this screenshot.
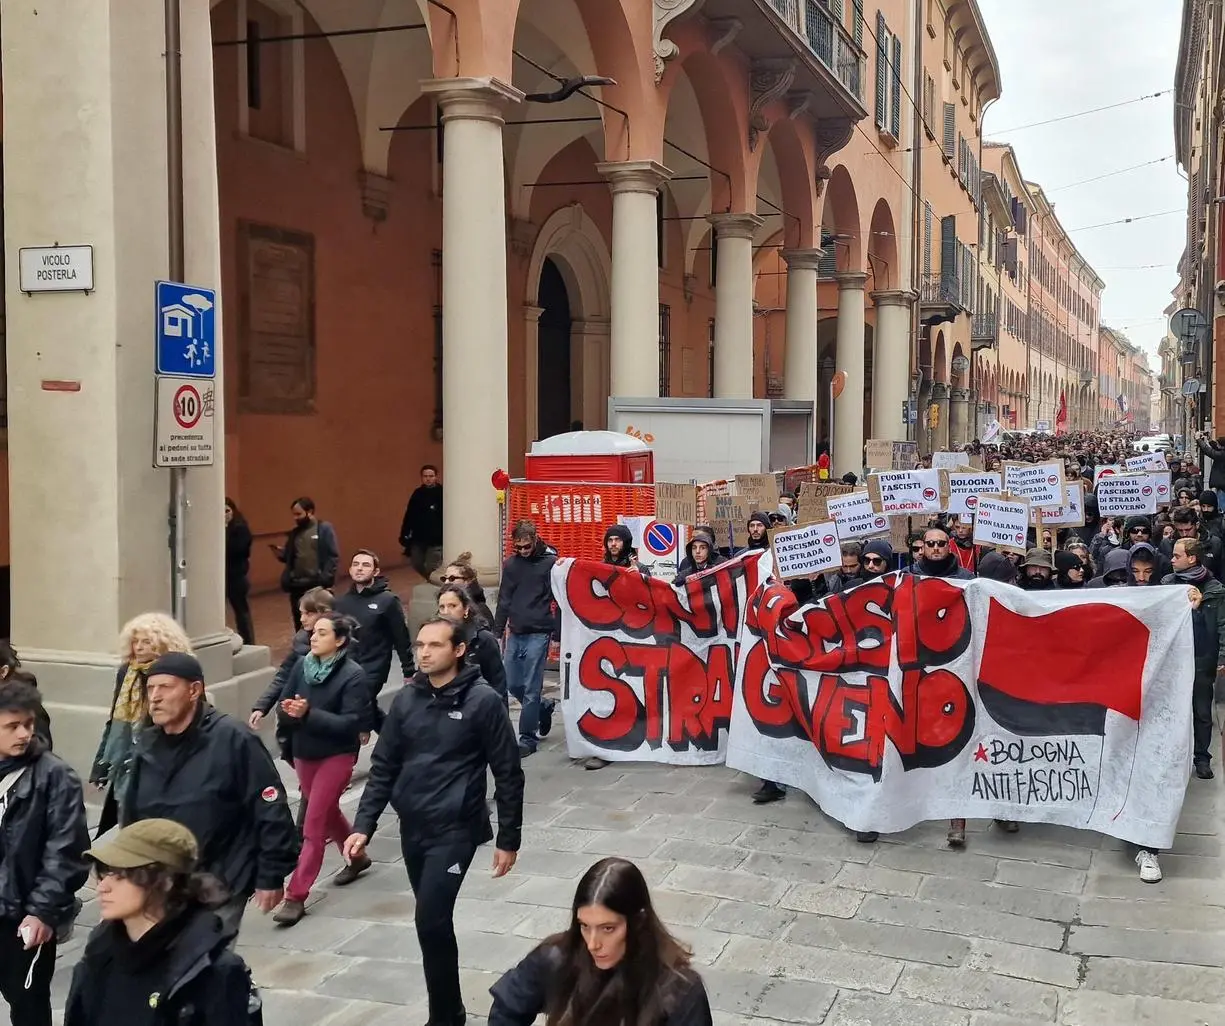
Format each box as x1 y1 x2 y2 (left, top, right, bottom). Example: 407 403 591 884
659 304 672 396
852 0 863 46
940 215 957 298
890 36 902 138
942 103 956 160
923 202 933 275
874 11 888 130
819 228 838 279
923 74 935 138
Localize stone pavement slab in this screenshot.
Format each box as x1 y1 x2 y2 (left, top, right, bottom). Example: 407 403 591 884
19 705 1225 1026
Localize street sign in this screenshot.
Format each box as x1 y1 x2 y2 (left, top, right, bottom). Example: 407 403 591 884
155 281 217 377
1182 377 1201 397
642 521 678 557
154 375 215 467
18 245 94 293
1036 420 1051 432
902 400 917 425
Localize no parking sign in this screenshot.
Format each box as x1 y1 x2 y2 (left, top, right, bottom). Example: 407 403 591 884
621 517 687 582
642 520 678 557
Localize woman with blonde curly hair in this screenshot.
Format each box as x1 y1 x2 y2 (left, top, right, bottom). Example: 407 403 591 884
91 613 192 826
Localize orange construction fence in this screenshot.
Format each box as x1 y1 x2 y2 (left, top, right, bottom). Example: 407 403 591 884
502 481 656 559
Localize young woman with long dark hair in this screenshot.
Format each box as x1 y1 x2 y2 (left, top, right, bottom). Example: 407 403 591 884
488 857 712 1026
437 583 507 699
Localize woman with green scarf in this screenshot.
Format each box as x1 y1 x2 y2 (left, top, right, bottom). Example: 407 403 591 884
273 611 373 925
91 613 192 833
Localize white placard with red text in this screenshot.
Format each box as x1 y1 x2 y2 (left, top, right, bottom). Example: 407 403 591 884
948 472 1002 517
826 491 890 541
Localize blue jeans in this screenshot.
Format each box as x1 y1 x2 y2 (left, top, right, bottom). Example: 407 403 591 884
505 632 552 749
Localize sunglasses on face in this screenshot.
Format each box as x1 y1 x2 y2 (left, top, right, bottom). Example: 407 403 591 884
1129 527 1149 535
924 540 949 548
910 546 923 555
513 543 534 553
864 557 887 568
438 574 464 583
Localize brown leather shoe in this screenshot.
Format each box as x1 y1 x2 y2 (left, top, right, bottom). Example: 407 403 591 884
333 854 372 886
273 899 306 926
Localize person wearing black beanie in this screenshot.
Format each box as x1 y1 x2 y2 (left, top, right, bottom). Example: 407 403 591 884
1200 491 1225 546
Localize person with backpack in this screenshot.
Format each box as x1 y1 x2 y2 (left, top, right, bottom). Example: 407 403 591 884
0 679 90 1026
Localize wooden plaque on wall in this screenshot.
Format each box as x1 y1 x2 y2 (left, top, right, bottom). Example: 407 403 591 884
238 222 315 413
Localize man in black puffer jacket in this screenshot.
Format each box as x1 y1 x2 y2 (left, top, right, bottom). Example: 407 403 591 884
122 653 299 939
346 619 523 1026
0 680 89 1026
334 550 414 730
602 524 637 568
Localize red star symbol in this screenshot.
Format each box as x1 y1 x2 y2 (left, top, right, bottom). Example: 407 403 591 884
973 742 988 763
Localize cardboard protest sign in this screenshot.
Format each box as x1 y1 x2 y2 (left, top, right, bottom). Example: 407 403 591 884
1002 462 1065 508
1031 480 1085 528
768 522 842 580
707 493 752 547
889 515 913 554
1093 464 1125 487
948 471 1002 517
654 482 697 525
1096 473 1157 516
932 451 972 470
734 474 778 511
972 495 1031 553
867 469 948 515
865 439 919 470
796 482 854 525
826 491 890 541
1125 451 1170 474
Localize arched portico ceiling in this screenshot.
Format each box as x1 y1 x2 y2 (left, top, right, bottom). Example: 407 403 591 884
821 164 862 273
867 198 898 292
759 117 819 251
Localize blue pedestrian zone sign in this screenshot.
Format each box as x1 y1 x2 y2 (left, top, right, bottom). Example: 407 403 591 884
155 281 217 378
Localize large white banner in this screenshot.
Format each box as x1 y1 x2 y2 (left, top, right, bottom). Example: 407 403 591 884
553 553 1194 848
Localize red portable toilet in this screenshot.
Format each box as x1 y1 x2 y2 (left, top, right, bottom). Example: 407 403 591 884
524 430 654 484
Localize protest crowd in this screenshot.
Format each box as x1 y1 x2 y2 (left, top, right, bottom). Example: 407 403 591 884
0 428 1218 1026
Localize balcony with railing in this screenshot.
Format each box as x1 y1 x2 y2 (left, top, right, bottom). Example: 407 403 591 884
970 313 998 351
698 0 868 120
919 273 964 327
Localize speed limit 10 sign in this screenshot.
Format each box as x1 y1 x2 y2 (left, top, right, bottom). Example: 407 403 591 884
154 375 215 467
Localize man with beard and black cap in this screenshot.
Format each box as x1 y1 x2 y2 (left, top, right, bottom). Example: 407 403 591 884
1199 491 1225 546
739 512 773 555
908 526 974 580
601 524 637 568
860 539 894 580
1018 549 1055 591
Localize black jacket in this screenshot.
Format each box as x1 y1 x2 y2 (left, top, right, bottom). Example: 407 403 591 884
466 625 508 699
253 629 311 716
225 520 252 596
334 576 415 685
908 555 974 580
494 539 559 637
276 519 339 592
1197 436 1225 491
489 943 713 1026
121 706 299 897
64 908 259 1026
353 666 524 852
278 653 372 762
400 484 444 548
0 741 89 927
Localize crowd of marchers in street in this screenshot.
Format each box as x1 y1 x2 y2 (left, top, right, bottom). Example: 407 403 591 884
0 428 1220 1026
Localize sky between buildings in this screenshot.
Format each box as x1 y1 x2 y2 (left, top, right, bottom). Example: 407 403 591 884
976 0 1184 362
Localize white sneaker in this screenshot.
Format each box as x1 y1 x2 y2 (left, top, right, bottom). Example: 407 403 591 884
1135 850 1162 883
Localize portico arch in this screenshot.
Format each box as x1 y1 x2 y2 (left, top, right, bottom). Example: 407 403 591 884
525 204 612 440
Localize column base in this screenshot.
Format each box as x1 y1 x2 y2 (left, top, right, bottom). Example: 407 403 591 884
27 636 274 780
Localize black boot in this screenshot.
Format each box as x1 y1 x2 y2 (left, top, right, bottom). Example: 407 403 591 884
752 780 786 804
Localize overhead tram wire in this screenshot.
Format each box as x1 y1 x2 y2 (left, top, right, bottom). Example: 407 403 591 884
1047 156 1175 193
989 90 1173 134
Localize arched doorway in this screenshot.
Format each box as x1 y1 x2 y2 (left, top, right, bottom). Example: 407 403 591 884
537 257 573 439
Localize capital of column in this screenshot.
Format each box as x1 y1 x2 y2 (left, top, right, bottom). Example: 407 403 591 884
870 289 918 309
421 77 523 123
523 304 544 324
782 248 824 271
596 160 673 195
708 212 765 239
835 271 869 291
951 387 970 402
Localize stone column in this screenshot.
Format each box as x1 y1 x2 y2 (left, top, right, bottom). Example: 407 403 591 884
596 160 671 397
423 77 521 578
523 304 543 443
931 383 951 450
832 272 869 474
782 249 822 401
709 213 764 398
949 388 969 447
870 290 916 440
1 0 263 777
571 319 611 430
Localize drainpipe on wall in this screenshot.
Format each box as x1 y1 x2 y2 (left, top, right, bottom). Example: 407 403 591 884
1203 0 1220 435
908 0 924 444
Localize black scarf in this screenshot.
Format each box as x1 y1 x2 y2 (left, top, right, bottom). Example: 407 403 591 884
1176 564 1211 586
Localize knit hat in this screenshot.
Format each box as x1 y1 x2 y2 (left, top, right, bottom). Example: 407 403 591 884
1201 490 1219 512
862 539 894 563
1022 548 1054 570
147 652 204 683
977 551 1017 584
1054 550 1083 574
86 819 199 873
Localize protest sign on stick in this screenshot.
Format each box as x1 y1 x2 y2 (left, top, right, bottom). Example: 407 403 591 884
971 494 1031 554
1002 461 1065 508
769 522 842 580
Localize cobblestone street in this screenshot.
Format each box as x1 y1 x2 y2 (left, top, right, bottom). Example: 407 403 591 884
41 708 1225 1026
